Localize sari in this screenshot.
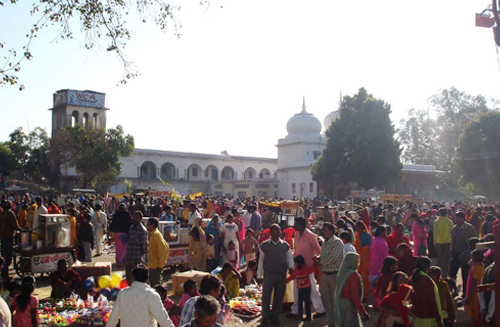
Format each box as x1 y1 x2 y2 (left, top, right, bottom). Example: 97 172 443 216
206 219 222 262
409 270 443 327
465 262 484 320
412 221 428 256
335 252 363 327
189 219 207 271
397 243 418 276
386 229 411 257
114 232 128 265
354 224 371 299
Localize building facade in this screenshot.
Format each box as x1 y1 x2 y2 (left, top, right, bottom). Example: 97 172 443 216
54 89 440 199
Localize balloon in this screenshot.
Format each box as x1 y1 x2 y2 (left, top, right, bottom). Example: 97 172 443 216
110 272 122 288
98 275 112 289
119 278 129 289
83 277 95 291
100 288 112 300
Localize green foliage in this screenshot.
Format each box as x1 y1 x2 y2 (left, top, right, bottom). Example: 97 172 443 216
312 88 402 197
52 124 134 188
0 144 17 176
1 0 184 88
3 127 57 183
399 87 498 199
457 112 500 199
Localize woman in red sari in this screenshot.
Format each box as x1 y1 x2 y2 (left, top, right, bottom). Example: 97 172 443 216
386 223 411 257
354 220 372 299
409 257 443 327
396 243 418 276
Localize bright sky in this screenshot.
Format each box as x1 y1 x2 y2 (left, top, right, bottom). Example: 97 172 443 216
1 0 499 159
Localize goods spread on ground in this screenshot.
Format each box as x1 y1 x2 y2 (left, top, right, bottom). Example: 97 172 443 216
38 295 113 326
230 285 262 319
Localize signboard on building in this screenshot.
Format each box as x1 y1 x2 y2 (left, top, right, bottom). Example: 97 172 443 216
149 191 169 197
31 252 74 274
67 90 105 109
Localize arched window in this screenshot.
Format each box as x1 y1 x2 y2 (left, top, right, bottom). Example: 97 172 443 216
140 161 157 179
71 111 79 127
82 113 89 127
259 168 271 179
205 165 218 181
160 162 176 180
221 166 235 181
187 164 202 181
92 113 99 129
244 167 256 180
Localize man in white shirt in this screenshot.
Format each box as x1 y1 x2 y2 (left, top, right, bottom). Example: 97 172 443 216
107 265 175 327
188 203 202 225
34 197 48 229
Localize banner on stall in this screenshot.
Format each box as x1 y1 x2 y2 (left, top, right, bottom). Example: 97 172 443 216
379 194 413 202
280 201 300 210
150 191 170 197
31 252 74 274
351 190 386 199
188 192 203 200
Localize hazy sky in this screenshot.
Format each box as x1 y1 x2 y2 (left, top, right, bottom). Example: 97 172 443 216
1 0 499 159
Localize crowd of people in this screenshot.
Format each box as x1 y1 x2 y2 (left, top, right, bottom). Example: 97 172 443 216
0 192 497 327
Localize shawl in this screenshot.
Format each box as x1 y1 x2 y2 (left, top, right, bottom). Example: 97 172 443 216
397 243 418 276
379 284 412 327
386 229 410 256
335 252 362 324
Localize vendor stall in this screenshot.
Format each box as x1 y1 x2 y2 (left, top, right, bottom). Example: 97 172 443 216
14 214 75 277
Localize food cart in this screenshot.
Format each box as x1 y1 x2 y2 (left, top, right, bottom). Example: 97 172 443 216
14 214 75 277
141 219 191 268
258 200 300 228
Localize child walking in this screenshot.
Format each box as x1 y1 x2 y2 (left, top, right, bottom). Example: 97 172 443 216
242 229 259 263
227 241 238 268
286 255 313 321
206 234 217 272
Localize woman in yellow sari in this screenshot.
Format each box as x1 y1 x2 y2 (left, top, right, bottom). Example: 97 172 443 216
189 217 207 271
354 221 372 299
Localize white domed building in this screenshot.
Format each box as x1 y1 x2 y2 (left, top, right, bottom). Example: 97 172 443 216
277 97 326 199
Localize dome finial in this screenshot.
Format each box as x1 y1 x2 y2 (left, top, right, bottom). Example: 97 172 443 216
301 95 307 114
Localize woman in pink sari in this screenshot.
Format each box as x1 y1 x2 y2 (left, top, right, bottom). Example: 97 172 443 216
411 213 428 256
109 204 132 266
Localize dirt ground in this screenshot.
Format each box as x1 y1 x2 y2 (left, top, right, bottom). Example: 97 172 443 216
19 249 471 327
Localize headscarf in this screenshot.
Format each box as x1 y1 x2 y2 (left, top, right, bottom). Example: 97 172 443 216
335 252 362 324
397 243 418 276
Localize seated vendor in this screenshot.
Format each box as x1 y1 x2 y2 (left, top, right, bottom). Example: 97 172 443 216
50 259 82 298
216 262 242 299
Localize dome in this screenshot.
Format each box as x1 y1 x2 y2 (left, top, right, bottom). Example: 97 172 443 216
324 110 340 130
286 98 322 135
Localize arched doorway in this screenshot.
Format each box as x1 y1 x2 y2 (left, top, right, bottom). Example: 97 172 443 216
160 162 176 180
140 161 157 179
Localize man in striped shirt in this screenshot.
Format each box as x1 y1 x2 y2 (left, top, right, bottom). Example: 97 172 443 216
315 222 344 327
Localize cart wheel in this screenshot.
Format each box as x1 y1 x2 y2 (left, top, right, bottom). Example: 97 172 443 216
15 257 31 277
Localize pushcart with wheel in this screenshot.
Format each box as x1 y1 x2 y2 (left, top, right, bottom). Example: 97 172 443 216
14 214 75 277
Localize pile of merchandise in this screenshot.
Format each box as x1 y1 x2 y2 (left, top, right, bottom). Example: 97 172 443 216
38 294 113 326
230 285 262 319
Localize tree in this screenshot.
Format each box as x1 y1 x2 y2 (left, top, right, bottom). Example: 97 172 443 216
1 0 185 89
0 144 17 176
457 112 500 200
399 87 498 199
52 124 134 188
312 88 402 198
4 127 57 183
